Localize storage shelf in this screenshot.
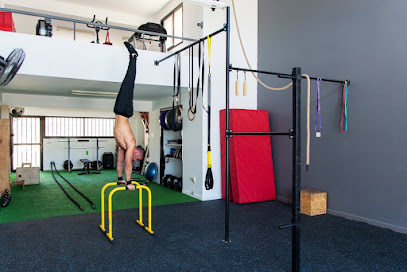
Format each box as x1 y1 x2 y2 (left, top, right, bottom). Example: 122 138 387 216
165 157 182 162
166 144 182 147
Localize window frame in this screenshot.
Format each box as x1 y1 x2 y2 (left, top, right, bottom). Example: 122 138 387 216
11 116 43 171
161 3 184 51
44 116 115 138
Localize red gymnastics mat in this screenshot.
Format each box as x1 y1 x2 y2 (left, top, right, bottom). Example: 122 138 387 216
220 109 276 204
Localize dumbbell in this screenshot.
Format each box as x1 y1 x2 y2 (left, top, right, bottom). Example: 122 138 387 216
0 49 26 86
173 177 182 191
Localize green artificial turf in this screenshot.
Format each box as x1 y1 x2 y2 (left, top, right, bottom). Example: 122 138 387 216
1 169 198 224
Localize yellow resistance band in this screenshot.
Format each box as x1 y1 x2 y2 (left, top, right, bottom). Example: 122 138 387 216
207 35 212 67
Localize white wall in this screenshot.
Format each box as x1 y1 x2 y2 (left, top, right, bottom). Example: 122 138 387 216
0 30 188 89
43 137 116 171
150 91 204 200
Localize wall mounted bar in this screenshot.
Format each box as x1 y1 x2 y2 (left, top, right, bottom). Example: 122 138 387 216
227 131 290 136
154 27 225 66
231 66 350 85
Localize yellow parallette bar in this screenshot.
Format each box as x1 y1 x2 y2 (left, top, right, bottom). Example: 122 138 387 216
100 182 118 232
101 180 153 241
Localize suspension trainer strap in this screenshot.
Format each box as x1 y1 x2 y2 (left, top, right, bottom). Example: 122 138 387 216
173 56 176 108
315 78 322 137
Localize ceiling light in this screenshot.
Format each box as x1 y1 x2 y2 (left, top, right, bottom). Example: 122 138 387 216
71 90 117 97
183 0 226 9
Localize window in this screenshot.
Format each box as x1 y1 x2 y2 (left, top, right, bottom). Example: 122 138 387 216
45 117 114 137
162 4 183 50
12 117 41 170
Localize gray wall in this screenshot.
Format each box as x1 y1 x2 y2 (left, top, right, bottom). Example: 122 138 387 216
258 0 407 232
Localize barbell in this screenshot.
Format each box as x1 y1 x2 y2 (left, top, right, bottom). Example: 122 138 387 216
0 48 26 86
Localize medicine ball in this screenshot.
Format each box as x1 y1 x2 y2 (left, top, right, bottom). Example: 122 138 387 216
161 175 167 186
165 106 183 131
167 175 176 189
173 177 182 191
63 160 73 170
162 175 173 187
159 110 170 130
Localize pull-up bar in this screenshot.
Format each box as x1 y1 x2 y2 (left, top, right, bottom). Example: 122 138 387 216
154 27 225 66
152 6 349 272
231 66 350 85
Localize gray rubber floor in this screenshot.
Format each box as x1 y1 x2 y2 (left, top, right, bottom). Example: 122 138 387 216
0 200 406 271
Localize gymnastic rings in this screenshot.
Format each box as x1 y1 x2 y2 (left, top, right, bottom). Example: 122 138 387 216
175 106 183 122
188 106 196 121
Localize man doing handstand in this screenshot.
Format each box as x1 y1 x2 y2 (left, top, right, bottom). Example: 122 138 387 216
114 41 144 190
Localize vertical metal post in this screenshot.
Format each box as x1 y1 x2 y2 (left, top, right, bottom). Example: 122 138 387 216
224 6 231 242
96 138 99 171
68 137 71 172
291 67 301 272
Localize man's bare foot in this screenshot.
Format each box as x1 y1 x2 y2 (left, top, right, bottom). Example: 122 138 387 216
126 184 136 191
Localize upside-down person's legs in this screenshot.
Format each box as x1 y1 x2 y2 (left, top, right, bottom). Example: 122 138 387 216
113 42 138 118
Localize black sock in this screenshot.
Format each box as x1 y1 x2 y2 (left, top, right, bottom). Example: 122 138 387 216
118 177 123 180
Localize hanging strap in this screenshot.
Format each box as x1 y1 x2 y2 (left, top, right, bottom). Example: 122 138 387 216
105 31 111 43
173 56 176 108
189 42 204 118
314 78 322 135
172 54 181 108
340 80 349 133
207 35 212 69
189 47 194 111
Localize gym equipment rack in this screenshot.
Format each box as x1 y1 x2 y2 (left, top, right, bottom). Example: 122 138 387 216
59 138 106 173
155 7 349 272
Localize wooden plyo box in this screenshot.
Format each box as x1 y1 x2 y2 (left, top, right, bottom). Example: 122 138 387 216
300 189 327 216
16 167 40 185
0 119 10 196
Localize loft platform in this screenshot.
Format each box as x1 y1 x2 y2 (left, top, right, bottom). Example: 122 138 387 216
0 30 197 102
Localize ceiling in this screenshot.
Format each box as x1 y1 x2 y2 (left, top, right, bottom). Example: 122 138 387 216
0 74 177 101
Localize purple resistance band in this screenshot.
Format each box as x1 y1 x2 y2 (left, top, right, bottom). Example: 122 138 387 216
315 78 322 136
